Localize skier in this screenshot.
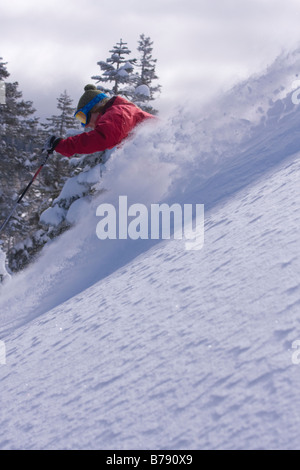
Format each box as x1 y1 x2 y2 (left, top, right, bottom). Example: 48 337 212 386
44 84 155 157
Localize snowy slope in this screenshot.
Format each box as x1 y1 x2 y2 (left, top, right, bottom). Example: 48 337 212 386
0 50 300 450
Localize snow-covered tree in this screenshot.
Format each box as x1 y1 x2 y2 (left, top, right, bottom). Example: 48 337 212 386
0 57 9 81
133 35 161 115
7 92 79 271
0 58 41 261
0 64 84 272
41 90 80 193
92 39 137 98
44 90 80 137
0 57 9 106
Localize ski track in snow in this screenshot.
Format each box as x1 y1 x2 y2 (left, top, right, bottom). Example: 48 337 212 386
0 50 300 449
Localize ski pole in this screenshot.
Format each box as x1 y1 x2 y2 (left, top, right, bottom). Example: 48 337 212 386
0 151 51 236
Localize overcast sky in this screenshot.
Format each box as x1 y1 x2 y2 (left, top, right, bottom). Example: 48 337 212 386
1 0 300 120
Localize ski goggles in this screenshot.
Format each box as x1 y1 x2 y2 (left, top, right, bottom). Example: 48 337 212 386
74 93 108 127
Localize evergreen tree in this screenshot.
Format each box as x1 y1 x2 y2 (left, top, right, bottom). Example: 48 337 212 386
42 90 80 194
0 57 9 81
92 39 137 98
133 34 161 115
0 57 9 106
7 91 81 271
44 90 79 137
0 58 41 261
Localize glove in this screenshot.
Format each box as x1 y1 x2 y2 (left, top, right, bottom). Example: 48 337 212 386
43 135 62 154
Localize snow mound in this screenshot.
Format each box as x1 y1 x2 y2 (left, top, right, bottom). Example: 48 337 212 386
135 84 150 97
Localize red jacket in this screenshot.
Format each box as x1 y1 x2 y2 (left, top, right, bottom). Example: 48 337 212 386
55 96 155 157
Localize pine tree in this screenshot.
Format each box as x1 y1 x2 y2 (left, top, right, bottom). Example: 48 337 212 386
0 63 77 273
133 35 161 115
0 57 9 81
7 91 81 271
0 57 9 107
44 90 80 137
92 39 137 98
41 90 80 194
40 90 80 188
0 58 41 261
